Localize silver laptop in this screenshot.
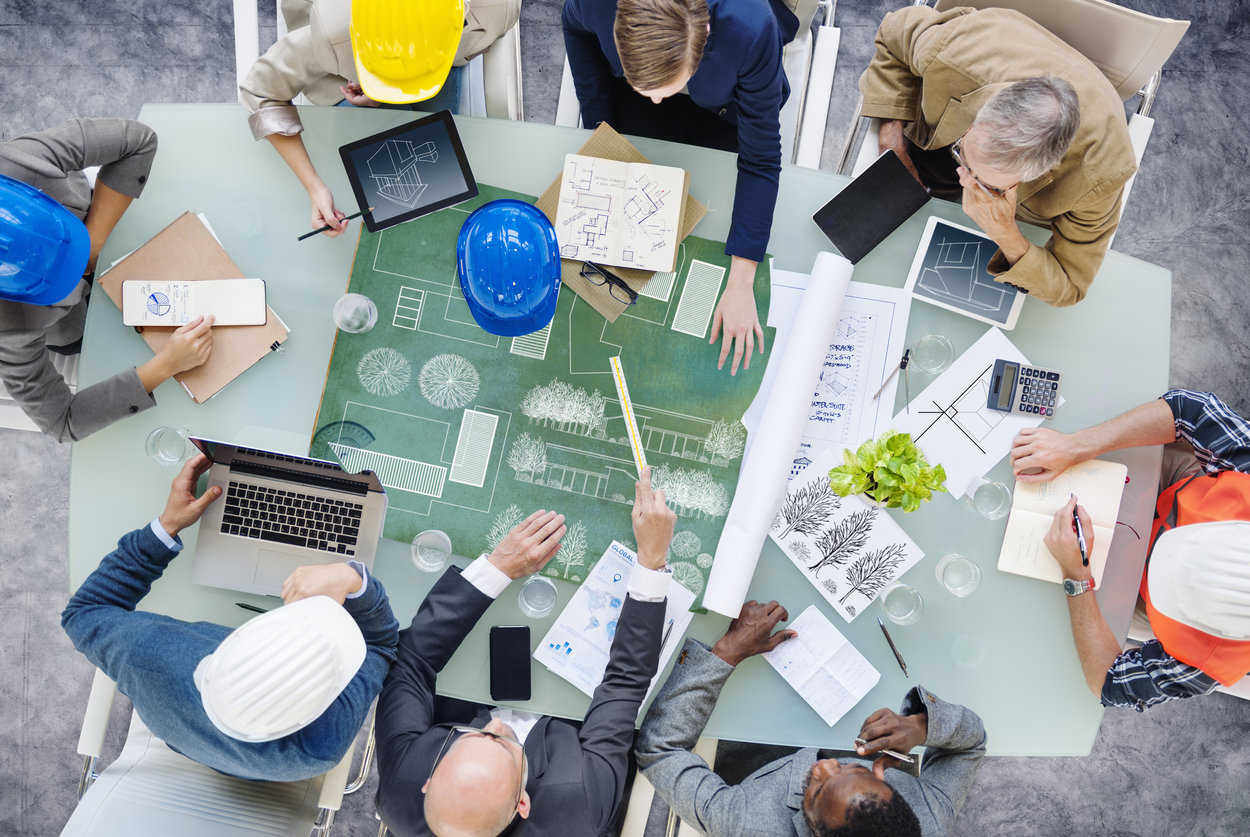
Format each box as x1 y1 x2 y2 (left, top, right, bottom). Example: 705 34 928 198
189 437 387 596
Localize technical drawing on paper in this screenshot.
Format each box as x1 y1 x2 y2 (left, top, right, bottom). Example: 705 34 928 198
367 140 438 209
554 154 684 271
910 365 1009 455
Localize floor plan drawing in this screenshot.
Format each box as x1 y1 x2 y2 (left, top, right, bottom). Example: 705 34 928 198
554 154 684 272
367 139 438 209
313 184 773 602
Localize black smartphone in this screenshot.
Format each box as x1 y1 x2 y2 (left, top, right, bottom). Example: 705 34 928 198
489 625 532 702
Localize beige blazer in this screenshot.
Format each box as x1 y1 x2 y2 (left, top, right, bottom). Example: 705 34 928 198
860 6 1137 306
241 0 521 140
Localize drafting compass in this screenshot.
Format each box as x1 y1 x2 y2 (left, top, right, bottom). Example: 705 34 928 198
872 349 911 413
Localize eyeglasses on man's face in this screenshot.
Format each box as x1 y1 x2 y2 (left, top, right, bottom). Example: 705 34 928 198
580 261 638 305
949 136 1013 199
428 725 527 809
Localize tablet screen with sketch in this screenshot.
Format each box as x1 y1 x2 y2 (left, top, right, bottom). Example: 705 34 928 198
903 216 1025 330
339 111 479 232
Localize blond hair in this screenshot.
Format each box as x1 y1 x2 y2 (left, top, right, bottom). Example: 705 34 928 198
613 0 709 92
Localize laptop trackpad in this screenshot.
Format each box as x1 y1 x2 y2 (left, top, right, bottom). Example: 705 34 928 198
253 550 307 596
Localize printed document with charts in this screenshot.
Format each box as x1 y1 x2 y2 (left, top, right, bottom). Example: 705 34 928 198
998 459 1127 585
554 154 685 272
763 605 880 726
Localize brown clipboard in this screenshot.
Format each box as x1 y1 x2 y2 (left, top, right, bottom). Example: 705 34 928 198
534 124 707 322
97 212 289 403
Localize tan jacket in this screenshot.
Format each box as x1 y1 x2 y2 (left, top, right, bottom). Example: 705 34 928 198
240 0 521 140
860 6 1137 306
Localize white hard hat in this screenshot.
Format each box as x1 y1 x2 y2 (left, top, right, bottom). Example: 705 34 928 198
194 596 366 742
1149 521 1250 640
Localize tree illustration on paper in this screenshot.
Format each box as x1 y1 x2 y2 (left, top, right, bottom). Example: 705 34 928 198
357 347 411 396
652 465 729 518
485 504 524 552
808 507 876 575
670 530 701 559
506 433 548 482
419 353 480 408
546 520 589 578
521 380 607 435
839 543 907 605
704 419 747 462
773 476 840 539
671 562 705 595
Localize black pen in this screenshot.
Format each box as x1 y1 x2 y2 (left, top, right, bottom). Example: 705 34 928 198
877 617 908 678
297 207 375 241
1071 494 1089 567
236 602 269 615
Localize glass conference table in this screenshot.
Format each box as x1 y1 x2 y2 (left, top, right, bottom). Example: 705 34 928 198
71 104 1170 756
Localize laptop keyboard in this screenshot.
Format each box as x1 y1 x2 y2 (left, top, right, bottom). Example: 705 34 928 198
221 481 363 556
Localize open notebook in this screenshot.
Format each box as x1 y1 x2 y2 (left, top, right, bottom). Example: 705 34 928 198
997 459 1128 584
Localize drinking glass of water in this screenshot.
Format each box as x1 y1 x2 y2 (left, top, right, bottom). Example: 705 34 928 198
880 582 924 625
411 530 452 573
965 479 1012 520
936 553 982 597
146 426 191 466
517 575 558 619
333 293 378 333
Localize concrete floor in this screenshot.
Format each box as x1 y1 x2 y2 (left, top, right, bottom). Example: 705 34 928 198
2 0 1249 835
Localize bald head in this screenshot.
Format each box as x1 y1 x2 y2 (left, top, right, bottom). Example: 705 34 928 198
423 726 528 837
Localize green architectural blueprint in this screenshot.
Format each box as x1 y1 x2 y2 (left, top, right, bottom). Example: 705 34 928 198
312 185 773 603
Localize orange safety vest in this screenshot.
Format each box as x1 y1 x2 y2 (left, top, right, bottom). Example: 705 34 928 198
1142 470 1250 686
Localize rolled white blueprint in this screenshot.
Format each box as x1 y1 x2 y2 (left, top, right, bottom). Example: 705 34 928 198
703 251 853 617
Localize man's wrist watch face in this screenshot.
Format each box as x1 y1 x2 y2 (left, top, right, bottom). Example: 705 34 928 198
1063 577 1095 597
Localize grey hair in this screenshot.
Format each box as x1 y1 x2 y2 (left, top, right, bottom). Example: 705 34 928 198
972 75 1080 181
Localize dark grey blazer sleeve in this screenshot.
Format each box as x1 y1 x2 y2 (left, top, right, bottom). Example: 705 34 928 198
887 685 988 836
575 591 666 834
635 639 754 835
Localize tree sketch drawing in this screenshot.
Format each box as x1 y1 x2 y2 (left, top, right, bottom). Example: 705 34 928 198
652 465 729 518
546 520 589 577
839 543 907 605
670 531 701 559
357 347 411 396
419 353 480 409
506 433 548 482
671 562 705 596
703 419 747 462
485 504 524 552
773 476 840 540
696 552 714 568
809 507 877 576
521 380 607 435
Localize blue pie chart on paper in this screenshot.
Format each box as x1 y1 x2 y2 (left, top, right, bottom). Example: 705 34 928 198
146 291 171 317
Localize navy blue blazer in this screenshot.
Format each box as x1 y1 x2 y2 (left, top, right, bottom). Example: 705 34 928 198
562 0 798 263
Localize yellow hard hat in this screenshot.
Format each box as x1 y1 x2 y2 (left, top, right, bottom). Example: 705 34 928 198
350 0 465 104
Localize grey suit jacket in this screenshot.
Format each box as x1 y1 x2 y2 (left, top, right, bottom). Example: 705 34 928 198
637 640 987 837
375 566 666 837
0 118 157 441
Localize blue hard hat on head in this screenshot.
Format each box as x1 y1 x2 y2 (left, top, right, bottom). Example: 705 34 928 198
457 199 561 337
0 173 90 305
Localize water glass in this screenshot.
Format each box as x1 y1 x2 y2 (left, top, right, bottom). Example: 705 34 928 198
880 582 924 626
517 575 558 619
411 530 452 573
965 479 1012 520
333 293 378 333
911 334 954 374
936 553 982 597
146 426 191 466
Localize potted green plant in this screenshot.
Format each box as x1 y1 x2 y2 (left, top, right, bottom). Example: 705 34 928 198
827 429 947 512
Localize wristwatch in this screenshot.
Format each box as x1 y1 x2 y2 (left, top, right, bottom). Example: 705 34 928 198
1063 577 1096 597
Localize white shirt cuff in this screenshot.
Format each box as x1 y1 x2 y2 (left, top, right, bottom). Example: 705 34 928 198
148 517 181 552
344 560 369 599
628 564 670 602
462 555 512 599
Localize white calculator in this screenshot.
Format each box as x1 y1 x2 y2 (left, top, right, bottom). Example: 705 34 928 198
987 358 1061 418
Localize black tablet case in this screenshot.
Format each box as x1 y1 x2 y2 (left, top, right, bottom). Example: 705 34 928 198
813 151 930 264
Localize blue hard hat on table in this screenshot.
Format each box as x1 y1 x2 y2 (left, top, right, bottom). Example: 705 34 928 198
457 199 561 337
0 173 90 305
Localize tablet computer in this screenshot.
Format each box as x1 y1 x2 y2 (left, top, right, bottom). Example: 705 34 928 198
903 216 1026 330
339 110 478 232
812 150 930 264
